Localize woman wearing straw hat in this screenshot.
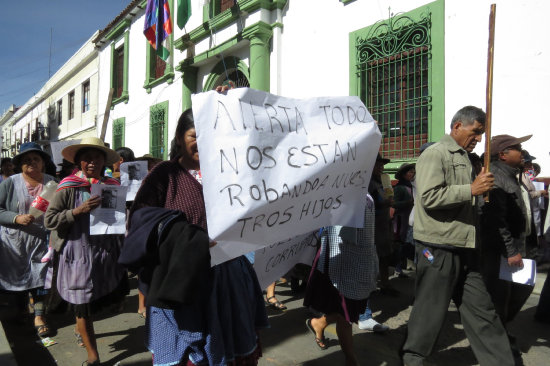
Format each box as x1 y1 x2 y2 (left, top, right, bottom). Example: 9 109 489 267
45 137 128 366
0 142 55 337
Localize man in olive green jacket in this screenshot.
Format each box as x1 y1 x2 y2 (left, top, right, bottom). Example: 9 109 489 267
402 106 514 366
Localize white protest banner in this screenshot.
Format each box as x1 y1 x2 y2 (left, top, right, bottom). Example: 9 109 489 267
192 88 381 263
120 160 148 201
253 231 318 290
50 139 81 168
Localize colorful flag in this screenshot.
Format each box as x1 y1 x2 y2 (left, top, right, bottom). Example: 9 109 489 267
143 0 173 61
177 0 192 30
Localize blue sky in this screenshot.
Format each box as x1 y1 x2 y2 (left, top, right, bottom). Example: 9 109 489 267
0 1 132 114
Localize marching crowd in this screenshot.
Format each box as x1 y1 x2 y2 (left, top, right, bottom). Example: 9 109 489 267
0 102 549 366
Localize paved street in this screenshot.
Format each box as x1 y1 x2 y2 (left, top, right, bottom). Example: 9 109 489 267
1 269 549 366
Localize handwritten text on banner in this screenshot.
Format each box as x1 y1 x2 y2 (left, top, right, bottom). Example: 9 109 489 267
192 88 381 248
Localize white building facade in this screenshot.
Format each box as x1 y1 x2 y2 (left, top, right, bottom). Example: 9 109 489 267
92 0 549 173
5 1 547 173
5 32 100 159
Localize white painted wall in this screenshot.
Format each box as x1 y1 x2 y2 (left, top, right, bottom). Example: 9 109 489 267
445 0 550 175
97 7 185 158
14 0 545 175
98 4 255 158
276 0 549 174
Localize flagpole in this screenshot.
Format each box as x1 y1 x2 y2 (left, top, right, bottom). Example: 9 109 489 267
484 4 496 202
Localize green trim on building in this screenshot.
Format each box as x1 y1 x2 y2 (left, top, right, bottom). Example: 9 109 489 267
203 57 250 91
428 0 445 143
111 31 130 107
186 35 241 66
180 66 198 112
349 0 444 171
175 0 287 51
149 101 169 160
105 19 131 41
177 20 271 95
242 21 272 92
112 117 126 149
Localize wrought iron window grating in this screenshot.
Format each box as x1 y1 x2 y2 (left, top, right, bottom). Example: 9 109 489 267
356 12 432 160
150 106 167 159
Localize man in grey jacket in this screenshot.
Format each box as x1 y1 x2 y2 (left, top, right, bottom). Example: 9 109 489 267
481 134 534 361
402 106 514 366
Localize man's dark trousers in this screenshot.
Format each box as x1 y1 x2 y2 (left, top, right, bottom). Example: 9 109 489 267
402 242 514 366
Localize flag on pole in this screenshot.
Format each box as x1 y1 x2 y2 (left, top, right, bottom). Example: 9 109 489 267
177 0 192 30
144 0 173 61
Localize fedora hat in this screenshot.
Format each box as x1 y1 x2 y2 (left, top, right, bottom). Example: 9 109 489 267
62 137 120 165
12 142 51 167
490 134 532 155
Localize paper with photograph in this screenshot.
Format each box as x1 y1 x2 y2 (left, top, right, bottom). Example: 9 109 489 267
120 161 148 201
499 257 537 286
90 184 128 235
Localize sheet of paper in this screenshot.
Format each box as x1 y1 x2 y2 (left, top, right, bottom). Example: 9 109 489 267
120 160 148 201
50 139 81 168
193 88 381 265
252 232 318 290
89 184 128 235
499 257 536 286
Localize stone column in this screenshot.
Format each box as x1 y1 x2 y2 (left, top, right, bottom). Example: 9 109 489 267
243 22 273 92
179 64 197 112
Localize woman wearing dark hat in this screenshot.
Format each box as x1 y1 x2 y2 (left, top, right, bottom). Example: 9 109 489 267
0 157 14 182
392 162 416 276
45 137 127 366
0 142 55 337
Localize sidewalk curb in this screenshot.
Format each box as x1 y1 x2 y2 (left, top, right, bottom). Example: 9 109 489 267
0 321 17 366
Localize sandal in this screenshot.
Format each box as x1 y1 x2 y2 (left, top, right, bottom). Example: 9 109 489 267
35 324 51 338
306 318 328 350
82 360 100 365
138 310 146 319
266 296 287 310
74 331 85 348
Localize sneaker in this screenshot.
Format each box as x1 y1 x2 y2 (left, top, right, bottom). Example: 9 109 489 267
357 318 389 332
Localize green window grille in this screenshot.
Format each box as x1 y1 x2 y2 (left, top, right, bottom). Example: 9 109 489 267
356 12 432 161
149 101 169 159
112 117 125 150
211 68 250 89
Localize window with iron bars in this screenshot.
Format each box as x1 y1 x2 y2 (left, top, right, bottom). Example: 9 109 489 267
356 13 431 161
149 101 169 159
112 118 125 150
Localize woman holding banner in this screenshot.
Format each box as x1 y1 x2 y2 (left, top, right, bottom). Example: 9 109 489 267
129 108 268 366
45 137 128 366
304 194 378 366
